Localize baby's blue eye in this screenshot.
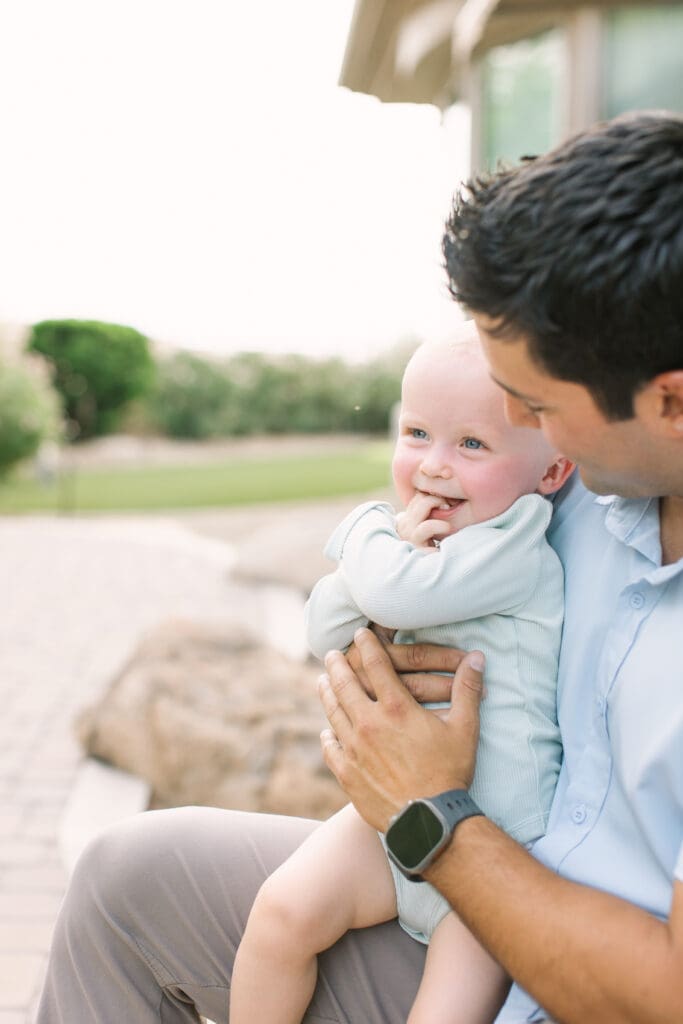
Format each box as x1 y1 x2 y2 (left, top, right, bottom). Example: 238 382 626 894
463 437 484 449
410 428 429 440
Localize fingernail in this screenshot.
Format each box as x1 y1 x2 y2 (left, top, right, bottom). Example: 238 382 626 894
317 673 329 690
468 651 485 672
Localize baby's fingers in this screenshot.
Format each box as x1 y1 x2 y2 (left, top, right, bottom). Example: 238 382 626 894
411 519 450 548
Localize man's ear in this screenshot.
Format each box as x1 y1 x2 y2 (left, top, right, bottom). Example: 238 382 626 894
640 371 683 437
537 455 575 496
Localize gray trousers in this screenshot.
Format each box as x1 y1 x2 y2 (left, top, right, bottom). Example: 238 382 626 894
36 806 428 1023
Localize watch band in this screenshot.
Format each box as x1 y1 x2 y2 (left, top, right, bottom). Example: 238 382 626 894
429 788 483 826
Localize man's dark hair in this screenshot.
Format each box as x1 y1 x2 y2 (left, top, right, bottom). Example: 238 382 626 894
443 111 683 420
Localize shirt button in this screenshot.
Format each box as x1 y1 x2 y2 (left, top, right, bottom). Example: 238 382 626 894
571 804 587 824
630 592 645 609
596 696 605 713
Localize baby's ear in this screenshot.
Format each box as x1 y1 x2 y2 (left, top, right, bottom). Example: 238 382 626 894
537 456 574 496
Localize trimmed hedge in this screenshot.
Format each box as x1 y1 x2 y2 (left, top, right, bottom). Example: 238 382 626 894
28 319 154 440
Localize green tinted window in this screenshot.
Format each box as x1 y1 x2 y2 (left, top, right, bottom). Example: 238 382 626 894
481 29 564 170
603 5 683 117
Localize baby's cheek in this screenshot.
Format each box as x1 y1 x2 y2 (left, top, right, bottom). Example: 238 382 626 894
480 461 530 507
391 450 416 505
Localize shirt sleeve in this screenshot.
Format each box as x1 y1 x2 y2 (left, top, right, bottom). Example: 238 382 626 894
675 842 683 883
326 495 553 630
304 569 369 661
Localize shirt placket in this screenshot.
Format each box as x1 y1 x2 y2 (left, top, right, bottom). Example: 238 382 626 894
548 576 655 867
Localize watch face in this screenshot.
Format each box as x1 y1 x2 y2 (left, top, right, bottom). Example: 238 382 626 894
386 801 445 872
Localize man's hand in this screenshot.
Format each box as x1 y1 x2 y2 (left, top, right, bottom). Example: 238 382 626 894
345 636 464 704
395 492 451 548
318 628 484 832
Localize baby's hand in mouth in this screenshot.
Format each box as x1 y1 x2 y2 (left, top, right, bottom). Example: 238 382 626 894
396 492 454 547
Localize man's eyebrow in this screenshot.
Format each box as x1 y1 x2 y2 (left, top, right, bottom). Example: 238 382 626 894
489 373 538 403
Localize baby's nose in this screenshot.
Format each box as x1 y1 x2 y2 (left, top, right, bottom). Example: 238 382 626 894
421 450 453 478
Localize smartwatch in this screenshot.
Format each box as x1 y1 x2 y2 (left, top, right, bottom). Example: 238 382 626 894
385 789 483 881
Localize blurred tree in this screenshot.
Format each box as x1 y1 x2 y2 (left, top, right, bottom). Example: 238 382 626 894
0 359 62 476
147 352 243 439
227 353 355 433
285 356 357 433
27 319 154 440
141 344 411 440
349 361 401 432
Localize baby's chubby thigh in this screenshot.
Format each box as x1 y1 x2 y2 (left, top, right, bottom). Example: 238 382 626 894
249 803 399 956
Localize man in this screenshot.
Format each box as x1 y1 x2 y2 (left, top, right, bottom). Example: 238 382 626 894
38 111 683 1023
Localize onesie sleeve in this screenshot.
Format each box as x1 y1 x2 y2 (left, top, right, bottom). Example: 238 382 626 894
303 502 385 659
304 568 369 661
329 495 553 630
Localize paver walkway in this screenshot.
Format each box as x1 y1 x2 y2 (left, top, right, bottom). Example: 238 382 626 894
0 490 371 1023
0 513 266 1023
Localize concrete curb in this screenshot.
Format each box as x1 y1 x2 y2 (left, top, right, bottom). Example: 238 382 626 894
58 759 151 875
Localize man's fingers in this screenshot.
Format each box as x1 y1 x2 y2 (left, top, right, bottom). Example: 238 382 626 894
352 629 413 706
344 639 465 702
317 667 351 746
445 651 485 788
398 671 453 704
388 641 465 675
452 650 485 704
320 648 374 730
317 671 346 731
320 727 344 776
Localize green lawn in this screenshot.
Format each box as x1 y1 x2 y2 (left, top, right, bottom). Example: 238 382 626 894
0 443 393 513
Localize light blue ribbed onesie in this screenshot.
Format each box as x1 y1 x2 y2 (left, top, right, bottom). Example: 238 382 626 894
305 492 563 943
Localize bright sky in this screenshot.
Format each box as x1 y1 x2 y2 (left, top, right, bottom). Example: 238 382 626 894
0 1 470 362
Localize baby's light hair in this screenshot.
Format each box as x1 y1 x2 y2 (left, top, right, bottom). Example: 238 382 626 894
449 319 480 349
403 322 483 385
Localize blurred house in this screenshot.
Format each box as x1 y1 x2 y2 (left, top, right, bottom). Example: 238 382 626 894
340 1 683 170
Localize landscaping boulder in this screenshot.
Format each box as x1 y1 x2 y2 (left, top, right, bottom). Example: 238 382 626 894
76 619 346 820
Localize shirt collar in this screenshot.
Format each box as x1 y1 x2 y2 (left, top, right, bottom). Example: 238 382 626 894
594 494 662 565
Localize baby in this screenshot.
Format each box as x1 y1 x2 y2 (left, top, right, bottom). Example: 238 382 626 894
230 323 573 1024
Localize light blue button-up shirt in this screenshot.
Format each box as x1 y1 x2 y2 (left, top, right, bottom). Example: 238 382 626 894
496 473 683 1023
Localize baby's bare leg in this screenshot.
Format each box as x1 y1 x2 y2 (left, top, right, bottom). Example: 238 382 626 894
407 911 511 1024
230 802 397 1023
